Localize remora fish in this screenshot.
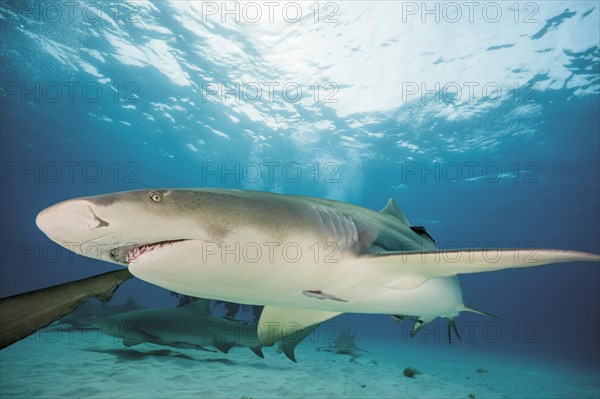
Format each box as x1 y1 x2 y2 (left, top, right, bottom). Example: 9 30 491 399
34 189 599 346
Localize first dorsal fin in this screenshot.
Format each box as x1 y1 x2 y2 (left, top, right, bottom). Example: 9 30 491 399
379 199 410 225
124 296 141 310
366 249 599 290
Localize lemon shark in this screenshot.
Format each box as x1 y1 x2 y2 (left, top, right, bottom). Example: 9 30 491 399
317 328 370 360
92 298 314 361
34 189 599 348
58 296 143 329
93 299 265 357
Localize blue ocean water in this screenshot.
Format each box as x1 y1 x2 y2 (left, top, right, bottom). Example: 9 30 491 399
1 1 599 398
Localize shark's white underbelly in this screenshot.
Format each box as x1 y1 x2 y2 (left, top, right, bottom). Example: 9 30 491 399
128 239 464 318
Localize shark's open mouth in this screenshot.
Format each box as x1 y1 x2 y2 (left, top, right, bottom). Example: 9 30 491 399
109 240 188 265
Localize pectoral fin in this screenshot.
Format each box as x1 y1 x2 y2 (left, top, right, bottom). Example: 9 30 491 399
276 324 319 363
258 306 340 347
249 346 264 358
213 342 236 354
122 330 158 347
368 249 599 287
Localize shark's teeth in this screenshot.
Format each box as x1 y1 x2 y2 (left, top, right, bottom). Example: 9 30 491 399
122 239 187 264
128 246 145 263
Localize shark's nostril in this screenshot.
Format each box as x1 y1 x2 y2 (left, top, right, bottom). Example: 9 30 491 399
94 216 109 228
36 199 112 244
89 207 109 228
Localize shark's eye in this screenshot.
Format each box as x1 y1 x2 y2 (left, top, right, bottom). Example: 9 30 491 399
149 191 163 202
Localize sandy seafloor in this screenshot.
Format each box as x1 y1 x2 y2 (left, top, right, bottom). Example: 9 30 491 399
1 326 598 399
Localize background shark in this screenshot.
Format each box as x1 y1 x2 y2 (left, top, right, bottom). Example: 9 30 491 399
317 328 370 361
93 298 314 361
35 189 599 347
58 296 143 329
93 299 265 358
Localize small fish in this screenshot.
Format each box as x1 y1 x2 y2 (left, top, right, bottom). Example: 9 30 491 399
303 290 348 302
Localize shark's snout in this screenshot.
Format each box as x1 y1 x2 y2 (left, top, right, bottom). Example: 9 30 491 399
36 199 109 244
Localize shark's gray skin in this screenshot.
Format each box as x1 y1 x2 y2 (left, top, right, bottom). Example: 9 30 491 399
93 298 312 361
94 299 264 357
0 270 133 349
318 328 370 360
58 296 143 329
35 189 600 346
